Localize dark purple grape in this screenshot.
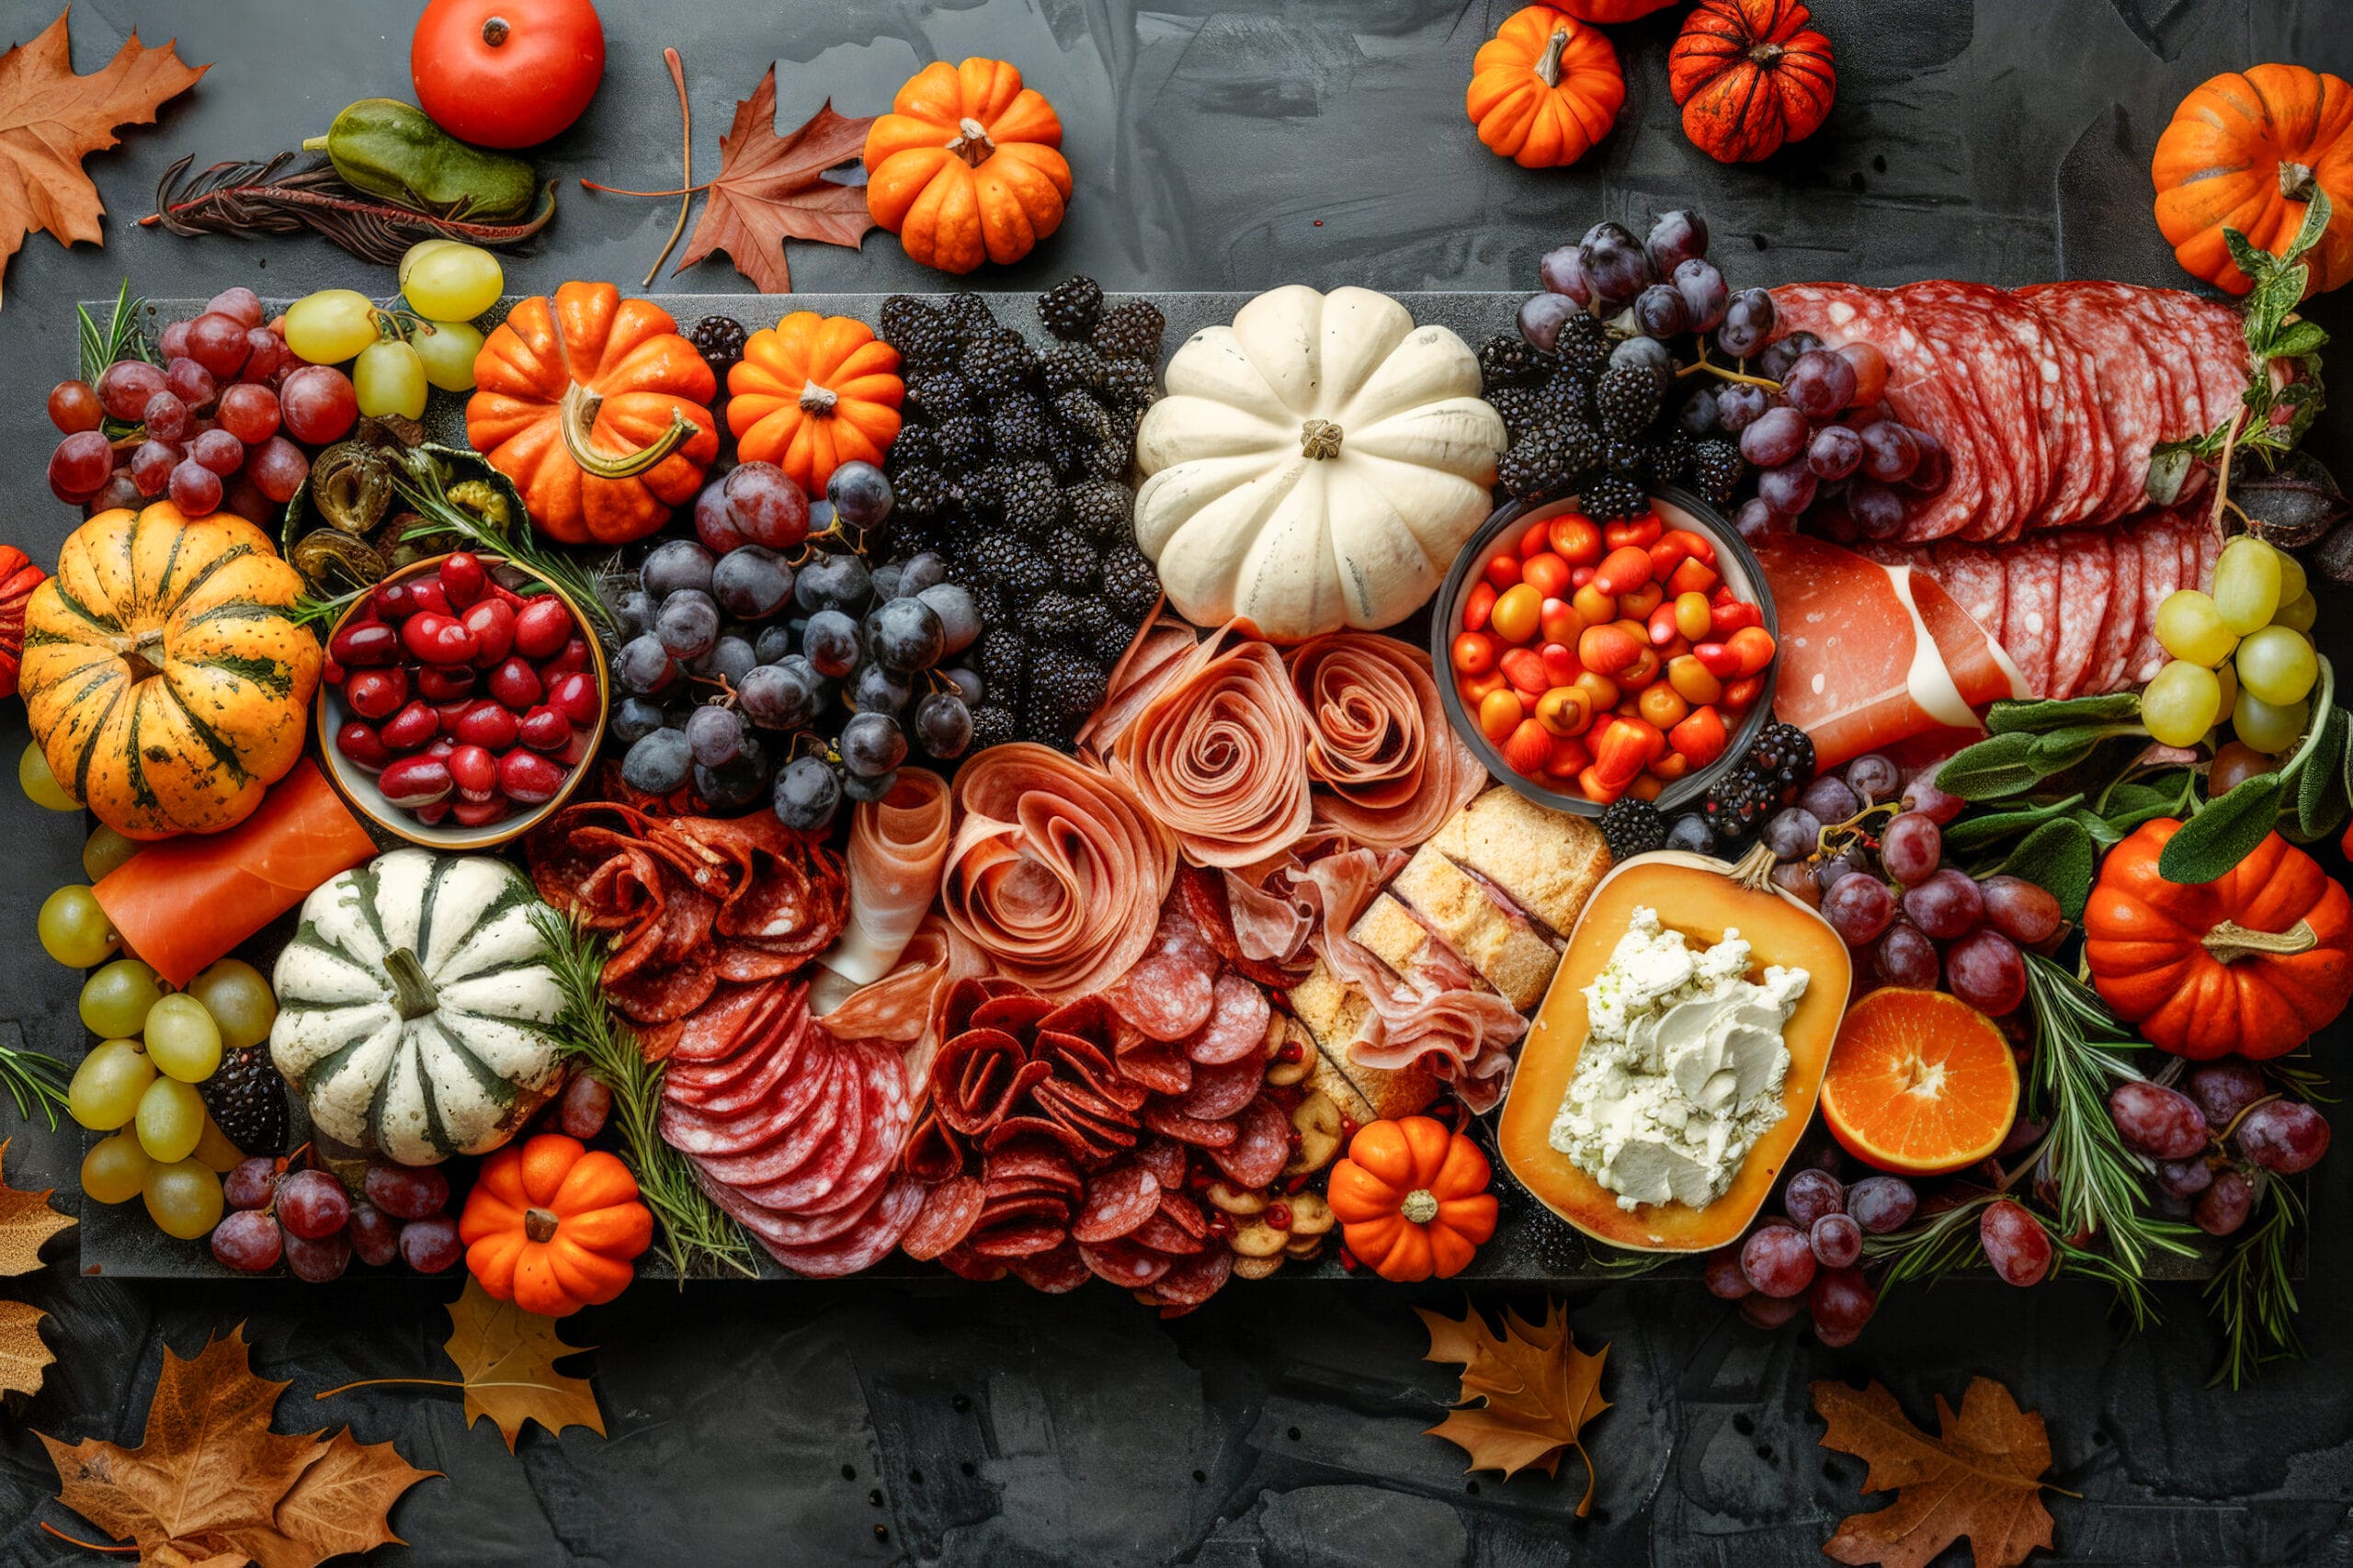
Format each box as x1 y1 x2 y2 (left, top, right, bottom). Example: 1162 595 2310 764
1811 1212 1862 1269
1729 497 1775 544
1899 770 1965 825
620 728 693 793
210 1210 284 1274
1518 290 1582 353
1716 382 1771 433
1809 1266 1877 1346
1539 243 1590 303
1847 478 1907 539
2108 1080 2210 1159
1664 812 1717 855
615 634 680 696
723 460 811 551
1904 428 1950 493
898 552 949 597
1784 1167 1845 1228
285 1230 353 1282
1704 1246 1752 1300
708 634 758 686
1632 284 1689 338
1578 222 1654 309
802 608 862 678
851 660 912 716
1757 461 1818 518
655 590 722 661
1903 867 1983 939
1740 406 1809 468
685 704 746 767
1716 289 1778 358
1677 384 1722 435
2194 1168 2255 1236
1945 928 2026 1015
1807 423 1864 481
871 596 946 674
347 1199 401 1267
1874 923 1939 988
773 756 843 832
794 551 871 612
2187 1060 2270 1131
710 546 794 619
642 539 716 599
1763 806 1821 859
399 1215 462 1274
1824 873 1895 947
2239 1100 2329 1174
1756 332 1819 383
1780 349 1859 418
1859 420 1921 483
694 751 769 812
1741 1223 1817 1298
1846 1176 1916 1234
2153 1157 2213 1199
1671 257 1730 335
841 710 907 778
826 460 895 529
941 666 983 705
1645 210 1710 273
1800 775 1859 824
915 584 980 655
1979 875 2061 944
1846 753 1900 803
736 664 819 732
915 691 973 757
695 480 750 553
1979 1200 2051 1286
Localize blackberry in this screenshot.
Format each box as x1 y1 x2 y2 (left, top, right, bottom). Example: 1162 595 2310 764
1653 432 1694 485
1066 479 1134 541
1042 342 1108 397
1701 763 1776 841
1554 312 1608 381
1747 722 1815 797
984 460 1064 538
1051 390 1114 448
1487 384 1543 440
889 464 951 518
886 424 940 472
1688 439 1743 506
1023 647 1108 745
1099 544 1162 621
942 292 999 347
1097 357 1157 412
905 370 973 422
1603 439 1650 480
987 392 1050 460
972 626 1029 695
1537 369 1597 426
687 315 748 386
1045 427 1088 484
1598 798 1665 861
1579 472 1649 522
967 702 1018 753
1031 591 1089 653
1496 419 1602 500
1092 613 1139 667
960 329 1036 396
879 297 957 369
1040 525 1100 588
1597 364 1663 440
968 534 1054 598
201 1045 289 1155
1090 300 1165 361
1038 277 1105 342
1479 334 1555 388
933 415 988 472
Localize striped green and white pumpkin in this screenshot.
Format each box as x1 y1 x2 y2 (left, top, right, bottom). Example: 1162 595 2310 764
270 848 566 1165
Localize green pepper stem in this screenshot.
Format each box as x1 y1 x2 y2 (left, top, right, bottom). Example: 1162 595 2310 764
301 133 330 153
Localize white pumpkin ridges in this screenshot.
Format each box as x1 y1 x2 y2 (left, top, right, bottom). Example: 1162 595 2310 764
1345 398 1509 479
1154 335 1295 425
1336 324 1484 423
293 1014 404 1147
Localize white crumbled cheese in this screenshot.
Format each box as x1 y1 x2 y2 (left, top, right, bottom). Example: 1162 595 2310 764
1550 907 1809 1212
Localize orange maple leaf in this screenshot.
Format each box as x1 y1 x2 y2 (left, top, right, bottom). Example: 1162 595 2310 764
0 7 206 305
1417 1299 1610 1514
1813 1377 2063 1568
671 68 875 294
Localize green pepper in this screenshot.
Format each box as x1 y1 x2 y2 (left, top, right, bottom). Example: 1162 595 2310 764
303 98 537 222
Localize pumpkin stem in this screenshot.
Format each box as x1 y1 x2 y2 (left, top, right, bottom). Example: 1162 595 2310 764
524 1207 560 1243
1728 840 1779 892
481 15 510 46
1747 40 1787 68
557 380 699 482
948 117 996 168
383 947 439 1020
118 628 164 685
1299 418 1345 460
2281 161 2320 204
798 378 839 415
2202 919 2318 964
1535 28 1571 88
1401 1188 1439 1223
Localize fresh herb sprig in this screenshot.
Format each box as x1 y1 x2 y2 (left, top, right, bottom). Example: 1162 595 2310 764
2206 1179 2304 1390
75 278 154 439
2161 655 2343 883
529 906 757 1280
1861 1188 2165 1329
0 1040 71 1131
391 447 619 639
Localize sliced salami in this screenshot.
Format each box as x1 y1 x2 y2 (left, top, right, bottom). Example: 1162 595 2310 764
669 1015 816 1120
684 1045 850 1183
1140 1102 1240 1148
1148 1245 1233 1308
2047 531 2112 700
1099 902 1219 1042
1895 284 2018 542
723 1172 881 1249
984 1143 1084 1192
1134 1137 1190 1191
1111 1027 1192 1096
734 1043 905 1214
1924 540 2006 635
1998 533 2063 697
1009 1243 1093 1293
1070 1163 1162 1244
967 1220 1066 1259
1184 971 1271 1066
2131 512 2183 684
900 1175 986 1261
2083 516 2143 696
761 1175 926 1278
1208 1096 1291 1189
1129 1211 1207 1256
665 980 786 1063
1078 1237 1173 1290
1174 1053 1266 1121
1156 1188 1209 1239
801 1041 914 1214
937 1245 1009 1281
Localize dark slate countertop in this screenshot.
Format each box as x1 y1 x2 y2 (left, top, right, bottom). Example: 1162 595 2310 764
0 2 2350 1563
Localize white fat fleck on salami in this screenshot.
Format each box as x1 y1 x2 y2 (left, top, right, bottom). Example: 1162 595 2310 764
2046 531 2113 701
1078 1237 1173 1289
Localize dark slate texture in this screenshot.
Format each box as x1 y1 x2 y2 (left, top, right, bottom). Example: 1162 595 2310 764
0 0 2349 1562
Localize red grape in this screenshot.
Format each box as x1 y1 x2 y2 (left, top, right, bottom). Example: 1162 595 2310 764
1807 422 1863 481
1808 1266 1877 1346
2108 1080 2209 1159
694 480 751 553
48 379 101 433
159 319 191 359
1902 867 1984 939
1838 342 1889 405
1810 1212 1862 1268
1879 812 1942 885
1740 405 1809 468
2194 1168 2255 1236
1846 754 1900 803
1858 419 1922 483
723 461 811 550
189 427 245 475
223 474 276 527
1847 478 1907 539
247 436 311 502
2239 1100 2328 1174
1899 770 1965 824
1944 928 2026 1014
216 381 281 443
1704 1245 1752 1300
1979 875 2061 944
279 364 358 444
85 470 142 515
97 359 166 421
1740 1223 1818 1298
164 356 216 409
130 439 178 495
1845 1176 1916 1233
169 459 223 516
224 1156 278 1210
206 286 264 327
48 429 115 499
210 1210 284 1273
284 1229 353 1283
1758 460 1818 517
1783 1167 1845 1228
1741 1292 1806 1330
276 1169 350 1239
559 1074 613 1139
239 329 284 384
185 311 252 380
1823 873 1895 947
1781 349 1859 418
142 391 191 442
347 1198 401 1267
399 1215 462 1274
2187 1060 2268 1130
2153 1156 2213 1198
1979 1199 2052 1285
362 1161 450 1221
1874 923 1940 989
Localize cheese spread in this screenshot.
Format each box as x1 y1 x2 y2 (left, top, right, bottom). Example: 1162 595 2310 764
1549 906 1809 1211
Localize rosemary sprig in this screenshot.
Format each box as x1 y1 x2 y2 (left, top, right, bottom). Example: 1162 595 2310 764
390 448 617 638
1589 1244 1671 1277
2020 953 2200 1275
0 1041 71 1131
76 278 154 439
1861 1190 2165 1329
529 905 756 1280
2206 1180 2303 1389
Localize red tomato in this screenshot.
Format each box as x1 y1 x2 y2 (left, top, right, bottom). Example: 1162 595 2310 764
412 0 606 149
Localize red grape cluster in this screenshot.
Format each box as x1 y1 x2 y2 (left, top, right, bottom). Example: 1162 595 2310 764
1709 1166 1917 1345
45 288 353 522
1763 752 2056 1018
211 1158 460 1280
2112 1059 2328 1236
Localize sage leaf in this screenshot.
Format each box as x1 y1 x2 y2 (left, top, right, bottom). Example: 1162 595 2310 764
1941 793 2084 851
2029 724 2120 773
2006 816 2097 920
2158 773 2286 885
2298 706 2349 839
2073 808 2128 849
2271 319 2329 359
1986 693 2143 735
1936 733 2046 801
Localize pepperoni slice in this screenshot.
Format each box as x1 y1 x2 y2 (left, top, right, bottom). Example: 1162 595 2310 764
1141 1103 1239 1149
1134 1138 1190 1191
664 980 785 1063
1155 1188 1209 1239
1208 1096 1290 1188
984 1144 1083 1193
760 1176 926 1278
938 1245 1009 1281
1149 1245 1233 1307
1071 1163 1162 1244
975 1193 1069 1230
968 1220 1068 1259
1130 1212 1207 1256
1009 1243 1093 1293
901 1175 986 1261
1184 972 1270 1065
1111 1028 1192 1096
931 1028 1051 1138
1098 902 1219 1042
1175 1053 1265 1122
1078 1237 1173 1290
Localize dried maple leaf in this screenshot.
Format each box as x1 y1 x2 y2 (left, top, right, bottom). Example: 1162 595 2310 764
39 1324 435 1568
671 69 875 293
1417 1300 1610 1513
1813 1377 2061 1568
0 1138 75 1276
0 8 207 306
439 1278 605 1451
0 1299 53 1396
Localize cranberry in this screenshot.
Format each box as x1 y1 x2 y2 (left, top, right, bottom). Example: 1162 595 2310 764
462 597 516 665
542 634 592 676
454 701 520 751
498 748 566 804
335 721 390 771
512 597 574 660
447 744 499 801
438 552 487 608
556 727 595 767
373 581 416 620
404 579 452 618
402 612 478 665
452 797 514 828
517 705 573 753
415 665 477 702
424 735 457 760
433 699 476 734
345 666 408 720
487 657 541 710
379 700 440 751
414 800 453 825
329 618 399 667
321 654 347 687
544 670 600 725
378 755 454 809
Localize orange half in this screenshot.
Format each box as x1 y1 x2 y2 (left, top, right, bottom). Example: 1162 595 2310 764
1819 989 2020 1175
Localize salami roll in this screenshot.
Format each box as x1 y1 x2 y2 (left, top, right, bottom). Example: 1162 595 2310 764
1109 627 1314 869
1284 633 1485 854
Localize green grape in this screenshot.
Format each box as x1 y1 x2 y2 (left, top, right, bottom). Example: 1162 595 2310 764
2141 659 2221 747
354 338 428 419
410 318 484 392
2276 550 2308 606
68 1038 155 1131
401 240 502 320
2234 626 2318 707
2211 537 2282 635
193 1117 243 1174
38 884 119 968
2270 590 2317 633
142 1158 223 1240
2154 590 2236 668
188 960 277 1051
80 959 164 1038
2215 660 2239 725
134 1075 205 1163
2234 690 2309 754
398 237 460 289
81 1132 151 1204
284 289 381 363
19 741 78 811
144 993 222 1083
82 824 142 881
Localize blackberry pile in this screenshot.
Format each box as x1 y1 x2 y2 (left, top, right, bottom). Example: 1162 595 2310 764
876 281 1166 751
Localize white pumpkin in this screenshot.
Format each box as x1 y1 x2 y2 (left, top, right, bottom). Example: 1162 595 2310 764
1134 285 1507 642
270 848 566 1165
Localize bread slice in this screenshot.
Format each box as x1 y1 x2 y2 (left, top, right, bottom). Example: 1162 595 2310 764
1386 846 1561 1009
1288 958 1438 1121
1427 785 1611 939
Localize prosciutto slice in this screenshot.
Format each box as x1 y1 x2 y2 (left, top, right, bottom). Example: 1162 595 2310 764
1109 625 1314 869
812 769 953 1015
941 742 1178 999
1285 633 1485 853
1077 613 1197 756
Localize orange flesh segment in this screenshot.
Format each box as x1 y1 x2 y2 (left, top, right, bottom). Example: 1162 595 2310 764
1819 988 2020 1175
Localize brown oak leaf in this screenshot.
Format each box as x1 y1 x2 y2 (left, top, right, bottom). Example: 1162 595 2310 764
439 1278 605 1451
672 68 875 293
0 1138 75 1276
1813 1377 2060 1568
0 8 207 306
0 1299 53 1396
39 1325 435 1568
1417 1300 1610 1513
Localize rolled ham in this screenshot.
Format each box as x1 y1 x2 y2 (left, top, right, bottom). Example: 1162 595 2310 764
1109 625 1314 869
811 769 953 1016
1285 633 1485 853
941 743 1178 999
816 915 993 1108
1076 612 1195 756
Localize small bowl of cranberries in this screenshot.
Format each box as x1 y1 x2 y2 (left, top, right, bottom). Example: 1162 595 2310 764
316 551 608 850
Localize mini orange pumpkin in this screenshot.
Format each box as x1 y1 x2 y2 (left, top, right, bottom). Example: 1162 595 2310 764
1326 1116 1496 1281
1467 7 1626 170
466 281 720 546
2084 819 2353 1061
2153 64 2353 297
458 1132 653 1317
1667 0 1836 165
863 59 1072 275
0 544 48 700
726 312 904 495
